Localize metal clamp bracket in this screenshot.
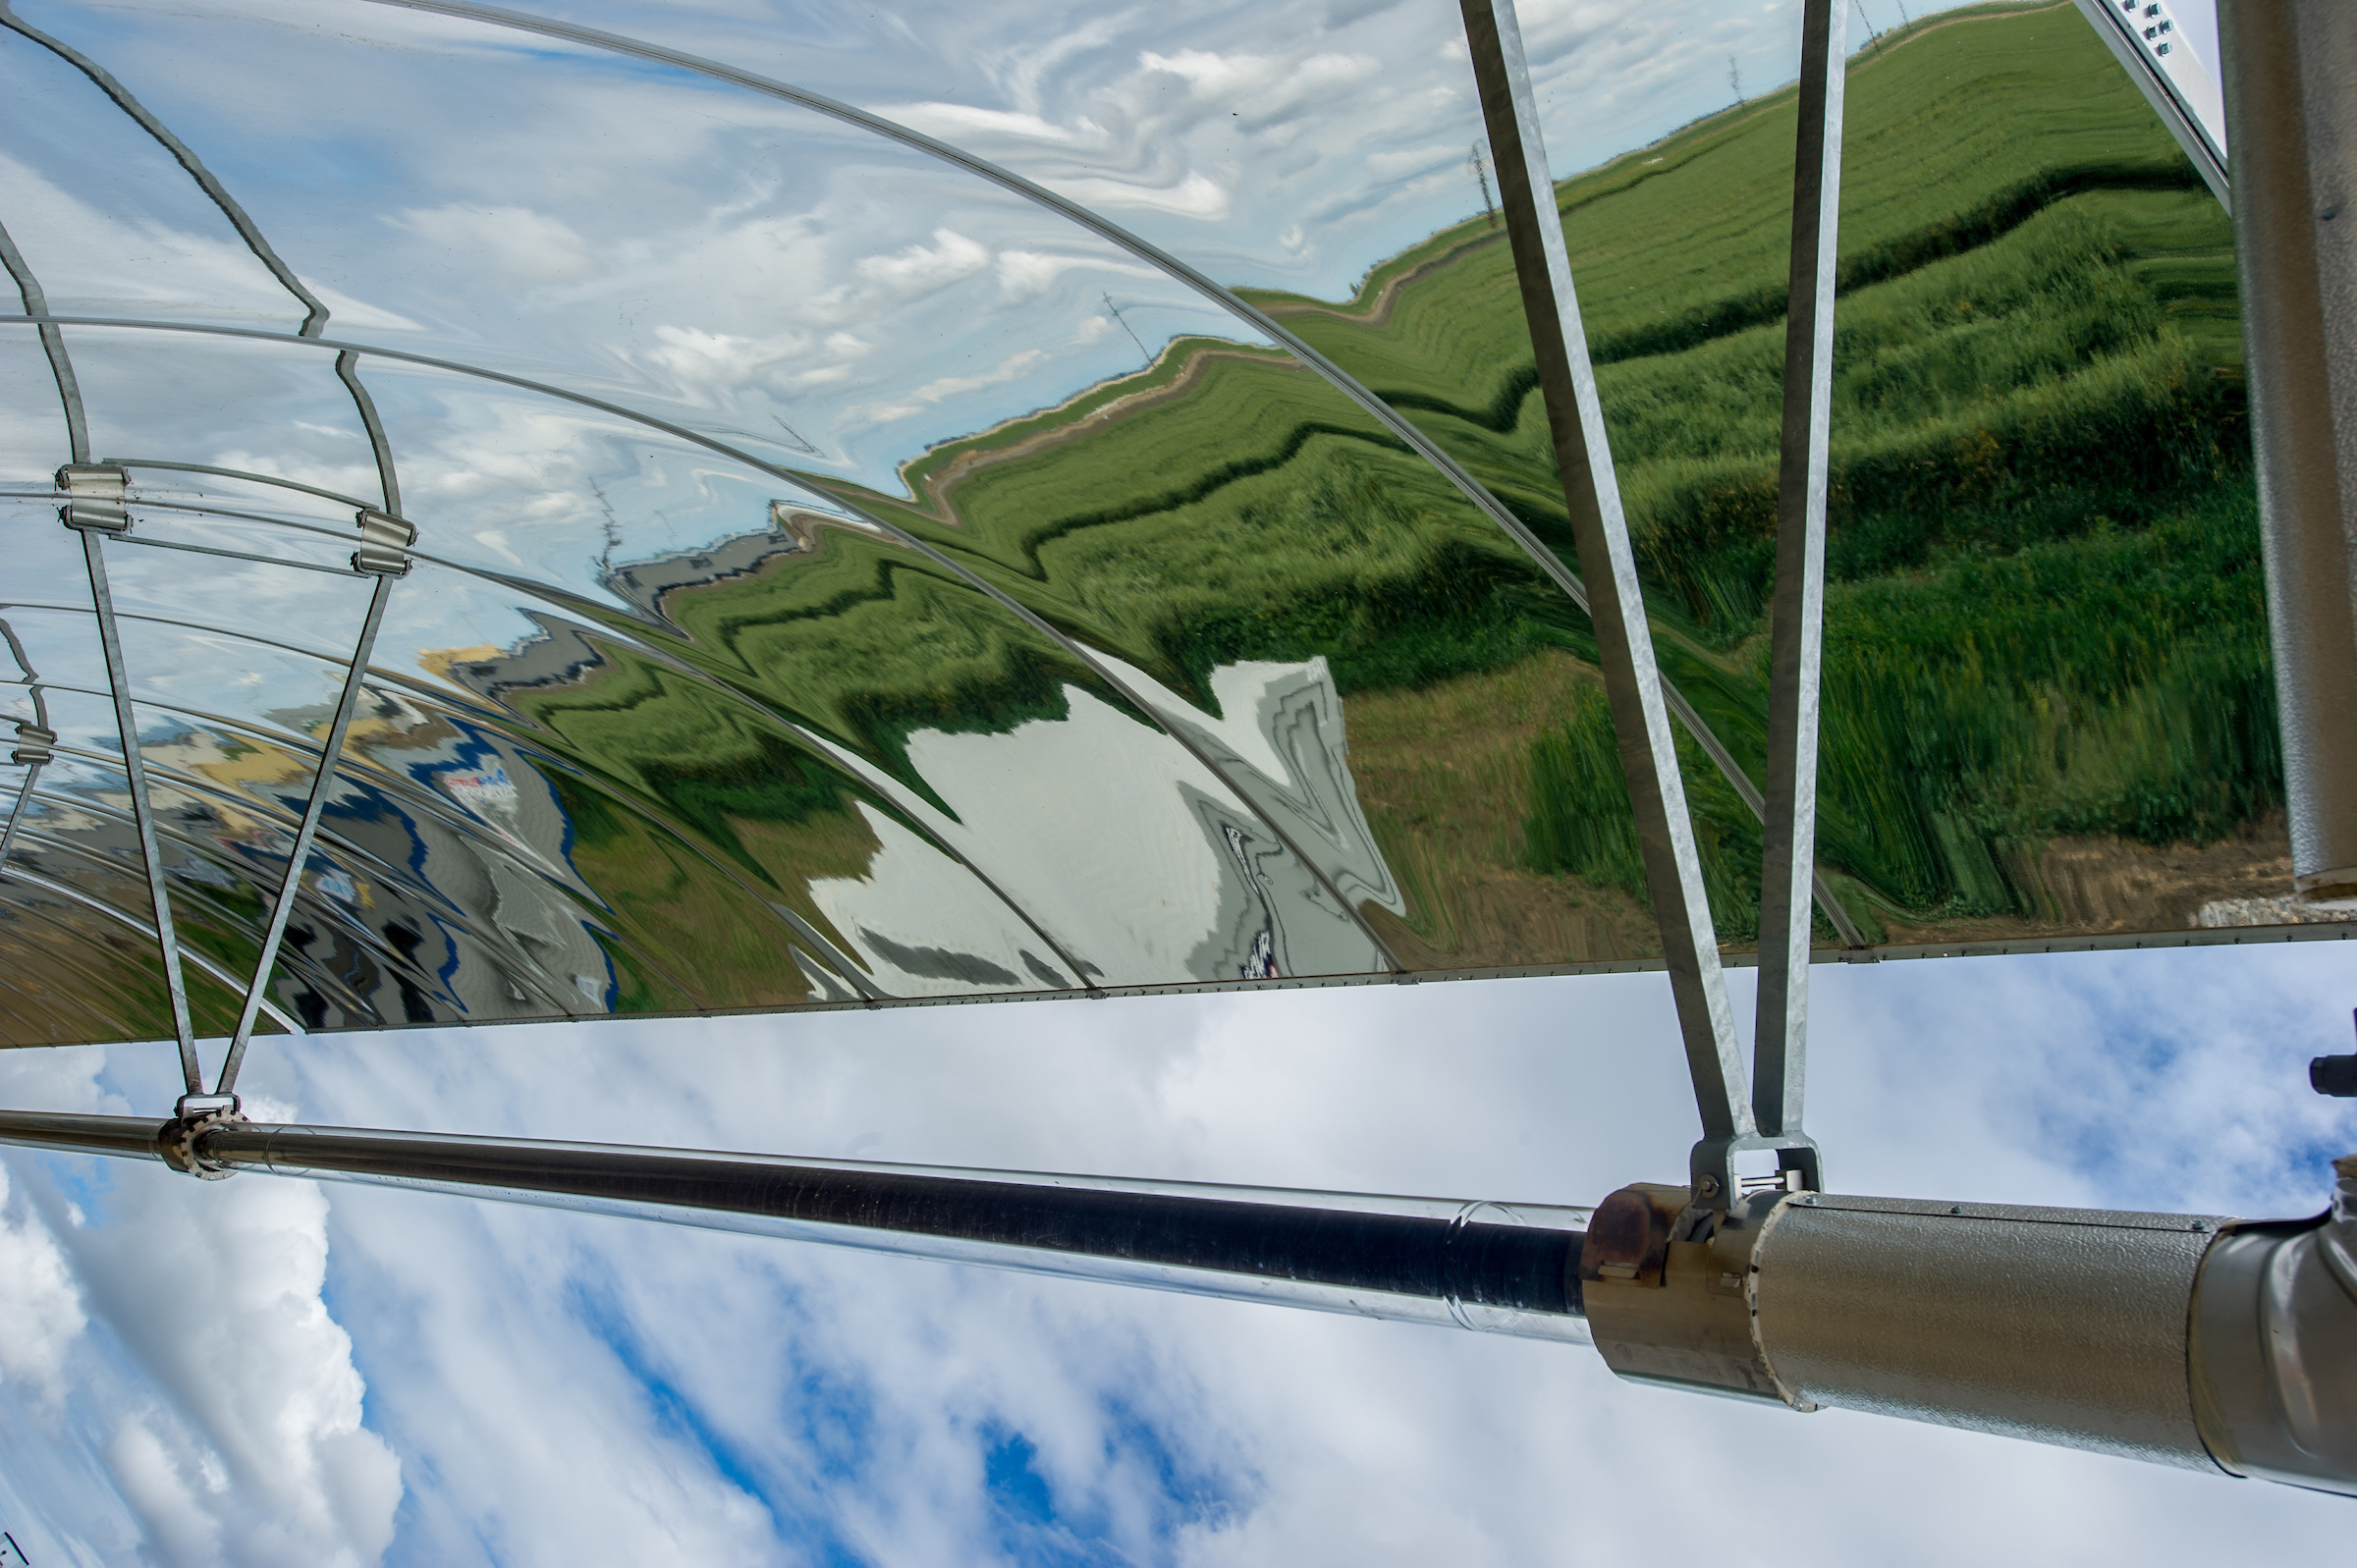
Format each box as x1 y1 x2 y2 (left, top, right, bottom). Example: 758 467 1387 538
1691 1131 1823 1205
353 509 413 576
9 723 53 767
57 462 129 533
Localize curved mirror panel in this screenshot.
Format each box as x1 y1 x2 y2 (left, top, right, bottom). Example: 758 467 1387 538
0 0 2323 1054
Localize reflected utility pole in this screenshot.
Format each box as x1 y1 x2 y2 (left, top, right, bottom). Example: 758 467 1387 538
1469 141 1499 228
1103 293 1153 368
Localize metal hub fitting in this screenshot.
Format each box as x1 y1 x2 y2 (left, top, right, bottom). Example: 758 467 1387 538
1578 1182 1812 1408
159 1097 245 1180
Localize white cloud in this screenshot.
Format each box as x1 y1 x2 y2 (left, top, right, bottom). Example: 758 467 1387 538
850 227 993 295
389 205 601 287
0 1164 85 1405
1049 169 1233 220
58 1162 402 1568
0 1058 399 1567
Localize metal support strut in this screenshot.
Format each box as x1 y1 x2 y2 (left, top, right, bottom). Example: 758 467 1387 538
0 1108 2348 1492
60 464 201 1095
212 510 412 1100
1749 0 1848 1190
1461 0 1775 1205
2219 3 2357 906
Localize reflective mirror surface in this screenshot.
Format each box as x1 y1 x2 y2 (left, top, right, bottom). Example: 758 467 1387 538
2 0 2327 1049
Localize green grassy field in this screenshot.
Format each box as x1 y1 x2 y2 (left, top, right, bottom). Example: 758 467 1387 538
482 0 2271 988
1246 0 2265 943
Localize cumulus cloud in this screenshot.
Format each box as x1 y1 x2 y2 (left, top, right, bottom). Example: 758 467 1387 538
0 1164 86 1405
59 1162 401 1568
0 1056 401 1568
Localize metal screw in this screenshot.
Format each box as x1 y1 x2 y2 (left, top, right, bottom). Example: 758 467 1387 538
1697 1175 1722 1197
1948 1204 1963 1216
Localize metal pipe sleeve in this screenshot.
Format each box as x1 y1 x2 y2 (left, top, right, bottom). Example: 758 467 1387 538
1584 1167 2357 1492
1751 1194 2227 1470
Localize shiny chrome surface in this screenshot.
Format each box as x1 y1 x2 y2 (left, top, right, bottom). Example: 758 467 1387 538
0 1107 1595 1342
0 0 2315 1047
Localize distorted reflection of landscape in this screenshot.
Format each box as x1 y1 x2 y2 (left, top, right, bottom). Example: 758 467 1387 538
0 4 2310 1046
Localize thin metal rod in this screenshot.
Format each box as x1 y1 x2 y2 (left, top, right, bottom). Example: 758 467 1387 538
0 611 45 877
333 351 401 515
0 217 88 463
1459 0 1752 1173
0 620 47 731
79 530 199 1088
0 1108 1592 1339
101 458 377 513
109 532 365 577
217 571 395 1094
1753 0 1847 1158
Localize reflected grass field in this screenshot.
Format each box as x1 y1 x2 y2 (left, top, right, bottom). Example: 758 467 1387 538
1251 1 2266 947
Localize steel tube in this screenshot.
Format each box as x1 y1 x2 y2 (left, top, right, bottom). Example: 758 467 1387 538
1753 1193 2227 1470
1581 1176 2357 1489
2221 4 2357 904
0 1110 1592 1340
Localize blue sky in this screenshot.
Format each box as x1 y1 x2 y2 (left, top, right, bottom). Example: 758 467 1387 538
1 935 2352 1564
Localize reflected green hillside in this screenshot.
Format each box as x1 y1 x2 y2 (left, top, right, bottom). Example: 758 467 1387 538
1251 0 2268 944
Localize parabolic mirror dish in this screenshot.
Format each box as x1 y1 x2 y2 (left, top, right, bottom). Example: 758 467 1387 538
0 0 2318 1049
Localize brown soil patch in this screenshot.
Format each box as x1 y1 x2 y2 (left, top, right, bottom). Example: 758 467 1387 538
1343 648 1661 967
1867 814 2301 948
